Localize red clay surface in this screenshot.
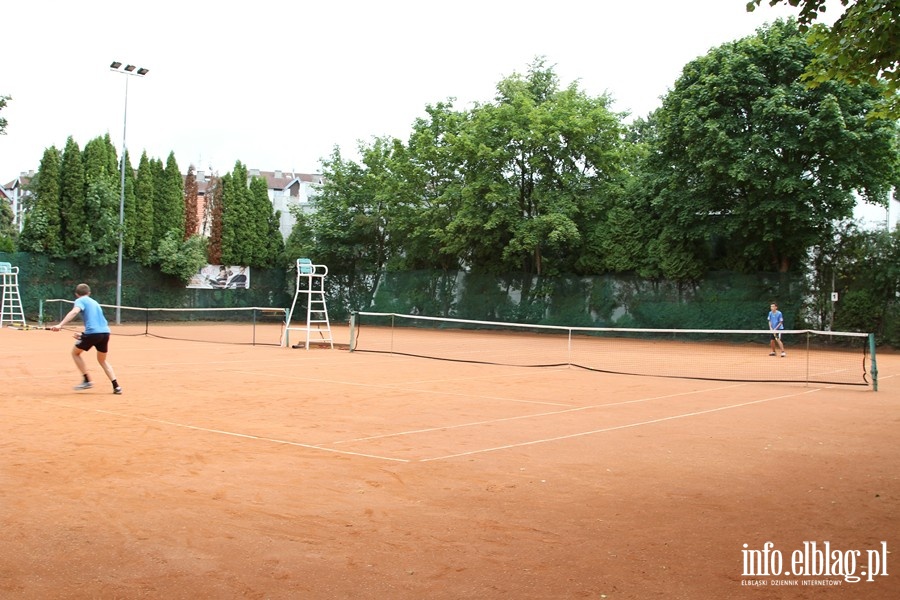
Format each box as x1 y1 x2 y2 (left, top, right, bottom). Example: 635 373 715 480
1 324 898 599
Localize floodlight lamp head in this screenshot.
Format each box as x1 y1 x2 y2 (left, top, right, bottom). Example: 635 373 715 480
124 64 136 72
110 61 122 69
137 67 149 76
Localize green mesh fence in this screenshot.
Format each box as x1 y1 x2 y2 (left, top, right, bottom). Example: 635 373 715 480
359 270 806 331
0 252 292 320
4 253 893 346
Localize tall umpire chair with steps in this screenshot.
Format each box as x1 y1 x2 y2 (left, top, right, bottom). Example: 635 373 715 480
0 262 26 327
283 258 333 349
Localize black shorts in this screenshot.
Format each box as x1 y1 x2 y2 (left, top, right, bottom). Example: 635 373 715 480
76 332 111 353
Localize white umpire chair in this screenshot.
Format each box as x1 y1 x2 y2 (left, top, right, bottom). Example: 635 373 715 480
0 262 26 327
283 258 334 349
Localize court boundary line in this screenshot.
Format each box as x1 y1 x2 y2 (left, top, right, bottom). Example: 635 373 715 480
36 400 410 463
21 374 865 465
418 387 822 462
329 382 751 445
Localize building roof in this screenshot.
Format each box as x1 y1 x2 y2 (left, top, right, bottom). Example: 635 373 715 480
248 169 323 191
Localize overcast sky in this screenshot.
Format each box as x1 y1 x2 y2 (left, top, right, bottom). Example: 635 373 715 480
2 0 813 177
3 1 894 225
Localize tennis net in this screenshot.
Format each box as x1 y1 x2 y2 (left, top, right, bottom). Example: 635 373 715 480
350 312 876 387
42 299 287 346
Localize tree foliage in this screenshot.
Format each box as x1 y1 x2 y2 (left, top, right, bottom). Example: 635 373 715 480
131 152 156 266
156 231 208 282
183 165 199 239
18 147 63 255
12 135 275 274
155 152 185 247
59 137 86 256
304 145 394 276
295 58 631 280
748 0 900 118
0 193 15 251
69 177 119 266
635 20 899 274
0 95 9 135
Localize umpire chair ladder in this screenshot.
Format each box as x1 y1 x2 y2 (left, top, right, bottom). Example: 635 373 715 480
0 262 26 327
283 258 333 349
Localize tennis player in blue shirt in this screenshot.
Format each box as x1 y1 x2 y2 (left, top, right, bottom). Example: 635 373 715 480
51 283 122 393
767 302 786 357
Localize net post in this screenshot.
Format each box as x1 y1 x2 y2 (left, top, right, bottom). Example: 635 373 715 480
39 299 44 326
252 308 257 346
349 312 357 351
805 331 810 387
869 333 878 392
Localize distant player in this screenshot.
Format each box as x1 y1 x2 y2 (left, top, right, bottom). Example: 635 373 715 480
767 302 786 357
50 283 123 394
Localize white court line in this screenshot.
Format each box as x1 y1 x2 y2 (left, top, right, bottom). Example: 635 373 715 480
38 400 410 463
330 382 751 444
418 387 823 462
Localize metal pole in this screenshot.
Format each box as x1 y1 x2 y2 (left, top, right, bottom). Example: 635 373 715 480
115 75 129 324
110 62 148 324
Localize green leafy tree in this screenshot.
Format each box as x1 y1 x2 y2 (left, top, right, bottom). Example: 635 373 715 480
285 145 396 308
390 102 469 271
82 135 119 189
131 152 155 265
69 178 119 266
639 20 899 274
120 150 137 256
807 220 900 339
0 195 15 251
159 152 185 242
156 230 208 282
18 147 63 255
445 58 630 276
748 0 900 118
293 60 631 281
0 95 9 135
220 164 255 265
265 208 285 266
307 144 394 275
284 205 314 265
183 165 199 239
249 175 276 265
59 136 86 256
149 157 167 249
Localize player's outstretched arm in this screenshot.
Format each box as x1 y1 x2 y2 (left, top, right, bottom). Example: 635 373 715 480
51 306 82 332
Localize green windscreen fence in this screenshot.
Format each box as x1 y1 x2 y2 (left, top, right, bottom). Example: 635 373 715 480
5 254 890 349
357 270 807 331
0 253 293 318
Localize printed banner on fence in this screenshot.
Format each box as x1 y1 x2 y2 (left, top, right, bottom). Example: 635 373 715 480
188 265 250 289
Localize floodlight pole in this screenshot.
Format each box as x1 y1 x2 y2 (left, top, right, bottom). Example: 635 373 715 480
109 62 149 324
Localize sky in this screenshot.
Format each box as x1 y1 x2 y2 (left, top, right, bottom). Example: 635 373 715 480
1 0 894 225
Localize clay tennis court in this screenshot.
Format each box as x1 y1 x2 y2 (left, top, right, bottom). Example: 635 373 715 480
2 323 898 599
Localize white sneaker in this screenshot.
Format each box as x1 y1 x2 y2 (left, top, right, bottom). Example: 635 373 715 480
74 381 93 390
781 352 786 357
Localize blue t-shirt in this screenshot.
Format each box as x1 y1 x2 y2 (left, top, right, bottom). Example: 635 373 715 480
768 309 784 331
74 295 110 334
